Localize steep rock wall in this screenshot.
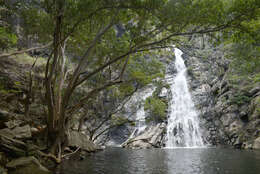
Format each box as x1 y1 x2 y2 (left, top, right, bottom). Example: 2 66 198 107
182 37 260 149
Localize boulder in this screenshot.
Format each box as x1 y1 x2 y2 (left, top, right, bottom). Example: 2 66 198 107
249 86 260 97
242 141 253 149
227 120 243 135
0 128 15 138
0 125 31 139
130 140 152 149
252 137 260 149
6 156 51 174
122 123 166 149
5 120 24 129
220 113 236 127
0 110 10 129
67 131 100 152
12 125 31 139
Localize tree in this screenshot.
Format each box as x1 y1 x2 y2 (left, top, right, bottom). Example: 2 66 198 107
2 0 259 161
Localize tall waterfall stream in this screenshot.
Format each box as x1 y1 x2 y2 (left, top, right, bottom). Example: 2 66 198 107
166 48 204 147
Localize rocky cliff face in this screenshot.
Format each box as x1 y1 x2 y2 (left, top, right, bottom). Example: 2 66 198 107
182 36 260 149
102 39 260 150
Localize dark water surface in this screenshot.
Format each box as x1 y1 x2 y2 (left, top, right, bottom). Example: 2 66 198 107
56 147 260 174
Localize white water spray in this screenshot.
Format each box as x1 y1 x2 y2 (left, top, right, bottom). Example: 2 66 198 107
166 48 204 147
129 87 155 138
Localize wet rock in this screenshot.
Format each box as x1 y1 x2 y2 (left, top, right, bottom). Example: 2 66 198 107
158 87 168 98
233 136 243 149
0 110 10 129
68 131 100 152
227 120 243 135
122 123 166 149
6 156 51 174
0 125 31 139
242 142 253 149
12 125 31 139
130 140 152 149
5 120 24 129
252 137 260 149
249 86 260 97
0 128 15 138
220 113 236 127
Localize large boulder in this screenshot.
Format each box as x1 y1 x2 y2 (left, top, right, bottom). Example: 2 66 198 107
12 125 31 139
252 137 260 149
0 110 10 129
67 131 100 152
0 125 31 139
5 120 24 129
6 156 51 174
122 123 166 149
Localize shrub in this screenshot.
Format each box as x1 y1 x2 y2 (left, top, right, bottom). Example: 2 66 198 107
144 96 167 122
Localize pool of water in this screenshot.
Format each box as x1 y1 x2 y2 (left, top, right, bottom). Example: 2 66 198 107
56 147 260 174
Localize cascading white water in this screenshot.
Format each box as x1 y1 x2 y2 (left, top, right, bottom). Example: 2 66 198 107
129 87 155 138
166 48 204 147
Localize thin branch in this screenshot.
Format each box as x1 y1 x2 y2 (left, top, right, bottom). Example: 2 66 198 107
68 80 122 115
62 147 80 158
0 42 52 58
62 14 117 109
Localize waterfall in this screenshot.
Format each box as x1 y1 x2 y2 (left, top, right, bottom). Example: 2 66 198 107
129 87 155 138
166 48 204 147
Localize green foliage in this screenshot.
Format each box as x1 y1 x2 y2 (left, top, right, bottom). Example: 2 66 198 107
21 7 53 43
152 80 169 96
0 27 17 50
253 73 260 83
230 94 251 106
0 77 21 95
128 54 165 87
144 96 167 122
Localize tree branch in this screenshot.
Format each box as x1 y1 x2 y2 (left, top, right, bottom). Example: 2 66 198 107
0 42 52 58
68 80 122 115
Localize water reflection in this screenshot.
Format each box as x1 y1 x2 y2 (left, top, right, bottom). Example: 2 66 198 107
56 148 260 174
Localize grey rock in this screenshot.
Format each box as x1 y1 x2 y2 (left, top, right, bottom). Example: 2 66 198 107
0 110 9 120
252 137 260 149
0 110 10 129
227 120 243 135
249 86 260 97
0 128 15 138
242 142 253 149
220 113 236 127
6 156 51 174
122 123 166 149
5 120 24 129
68 131 100 152
13 125 31 139
0 125 31 139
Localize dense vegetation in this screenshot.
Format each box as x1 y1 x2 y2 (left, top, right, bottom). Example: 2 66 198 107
0 0 259 167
